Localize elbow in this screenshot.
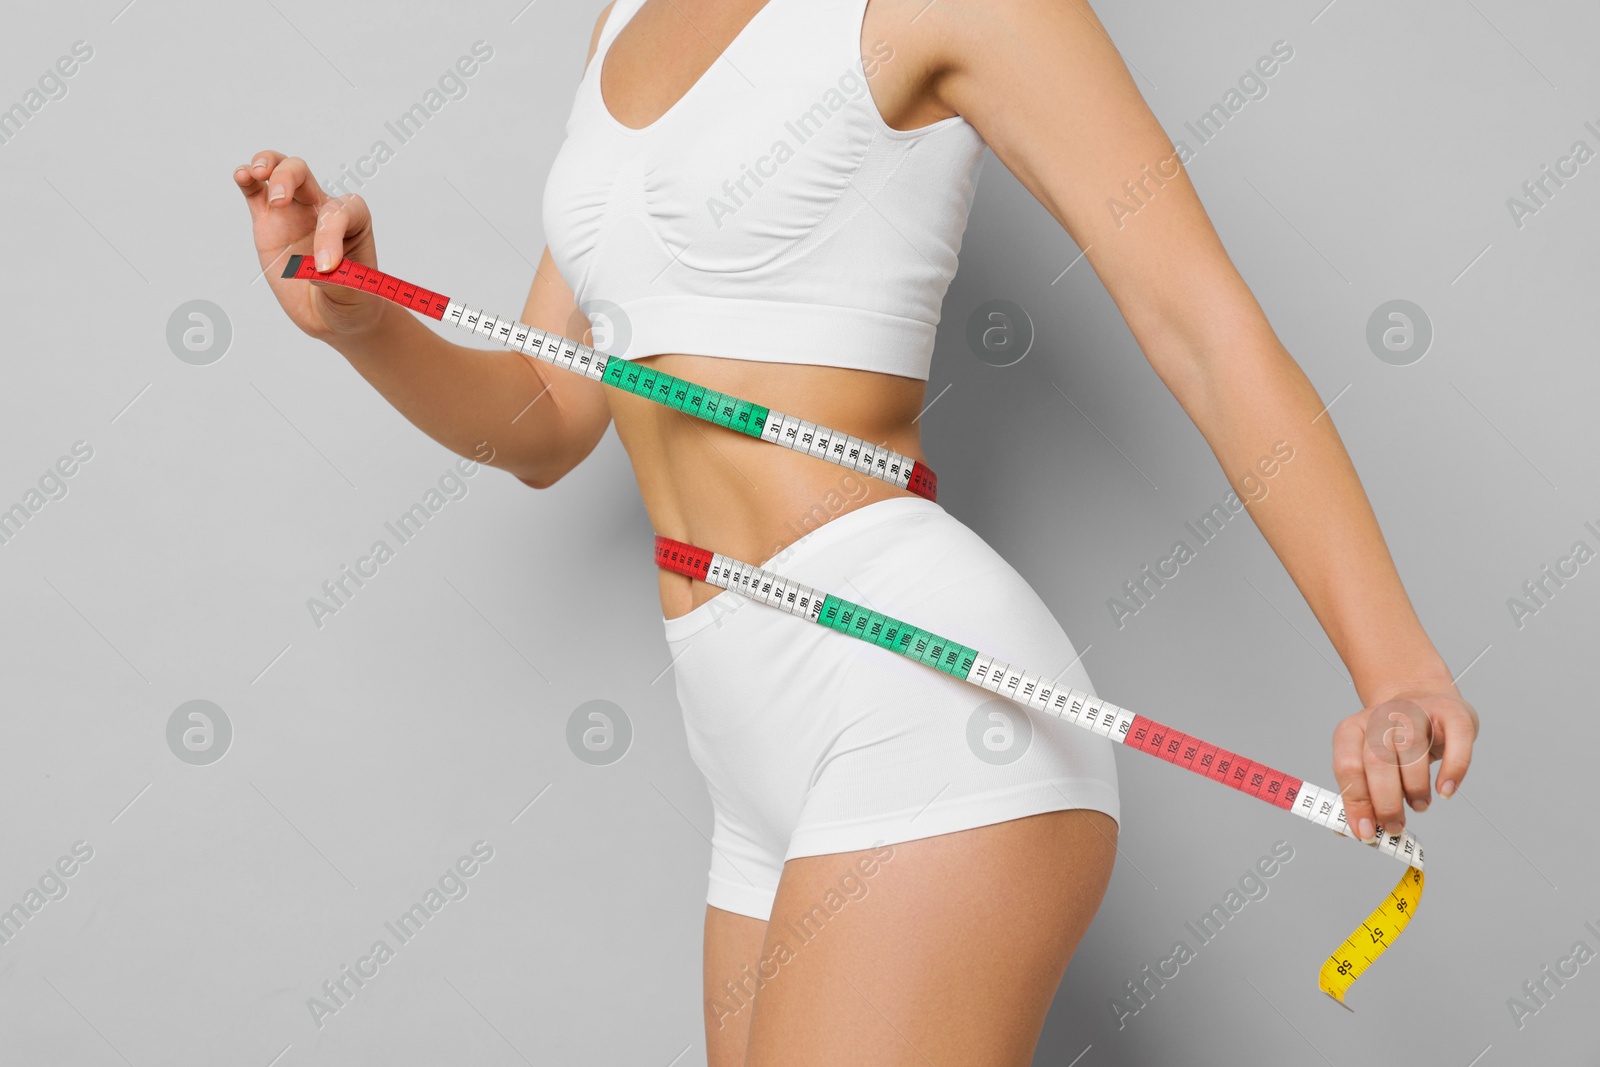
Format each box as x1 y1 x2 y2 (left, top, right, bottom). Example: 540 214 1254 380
1135 310 1295 429
502 404 611 490
465 444 568 490
512 465 565 490
1129 267 1281 374
508 444 587 489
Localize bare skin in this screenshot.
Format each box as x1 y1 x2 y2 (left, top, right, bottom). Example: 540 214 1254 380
234 0 1478 1062
706 811 1118 1066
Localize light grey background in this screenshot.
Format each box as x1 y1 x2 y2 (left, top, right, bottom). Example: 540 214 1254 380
1 1 1595 1064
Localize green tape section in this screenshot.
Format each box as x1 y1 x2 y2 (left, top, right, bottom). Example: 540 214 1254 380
805 593 976 678
743 403 770 438
647 371 677 406
727 400 756 433
615 364 645 396
536 356 783 453
698 390 725 425
666 378 692 411
881 619 910 653
847 608 874 642
942 642 978 677
874 615 900 651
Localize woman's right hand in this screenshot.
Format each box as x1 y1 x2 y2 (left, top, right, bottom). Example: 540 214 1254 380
232 150 386 341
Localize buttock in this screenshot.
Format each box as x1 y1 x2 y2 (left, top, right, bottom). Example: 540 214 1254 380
660 495 1121 920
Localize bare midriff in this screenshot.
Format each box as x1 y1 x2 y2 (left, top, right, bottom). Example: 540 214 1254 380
615 352 929 622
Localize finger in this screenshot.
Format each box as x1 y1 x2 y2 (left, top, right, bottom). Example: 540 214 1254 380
1364 746 1407 837
237 151 287 205
311 194 372 273
1331 718 1377 842
1373 697 1436 814
1399 740 1432 812
263 156 326 211
248 149 286 184
234 152 286 219
1368 695 1434 814
233 167 265 231
1434 707 1477 798
233 162 264 199
233 150 284 187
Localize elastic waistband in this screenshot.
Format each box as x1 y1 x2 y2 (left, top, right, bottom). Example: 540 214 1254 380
659 494 945 642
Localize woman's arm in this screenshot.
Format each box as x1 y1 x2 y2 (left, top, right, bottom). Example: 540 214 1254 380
232 5 618 488
902 0 1477 840
314 239 612 490
302 0 618 487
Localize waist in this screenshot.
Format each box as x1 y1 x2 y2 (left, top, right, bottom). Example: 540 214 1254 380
616 351 930 621
658 494 952 641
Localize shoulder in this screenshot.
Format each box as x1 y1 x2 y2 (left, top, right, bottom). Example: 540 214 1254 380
890 0 1116 81
864 0 1117 112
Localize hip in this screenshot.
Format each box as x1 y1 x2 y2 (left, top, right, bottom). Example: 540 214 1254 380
661 495 1109 758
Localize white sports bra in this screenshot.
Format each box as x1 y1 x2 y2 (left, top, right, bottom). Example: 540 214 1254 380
540 0 989 380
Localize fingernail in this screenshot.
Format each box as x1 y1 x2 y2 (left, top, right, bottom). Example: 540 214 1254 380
1413 799 1429 812
268 184 286 203
1440 780 1456 797
1357 817 1375 843
315 254 331 271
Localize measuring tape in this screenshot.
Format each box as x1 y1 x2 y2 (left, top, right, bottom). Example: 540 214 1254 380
652 535 1424 1008
281 255 938 500
282 253 1425 1007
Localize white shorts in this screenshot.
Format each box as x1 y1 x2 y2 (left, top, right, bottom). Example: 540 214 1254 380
661 495 1121 921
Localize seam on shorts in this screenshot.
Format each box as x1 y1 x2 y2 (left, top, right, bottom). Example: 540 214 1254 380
707 868 781 921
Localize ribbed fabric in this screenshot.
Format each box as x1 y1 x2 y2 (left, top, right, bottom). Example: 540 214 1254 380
540 0 988 380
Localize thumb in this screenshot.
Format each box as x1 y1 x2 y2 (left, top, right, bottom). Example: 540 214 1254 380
310 193 374 275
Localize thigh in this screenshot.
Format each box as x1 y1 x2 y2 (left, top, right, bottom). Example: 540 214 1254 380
704 904 769 1067
744 808 1119 1067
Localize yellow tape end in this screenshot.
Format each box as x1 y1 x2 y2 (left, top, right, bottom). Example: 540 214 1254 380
1317 864 1425 1010
1321 988 1355 1013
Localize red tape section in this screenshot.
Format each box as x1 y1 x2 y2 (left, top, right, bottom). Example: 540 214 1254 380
1127 714 1303 810
652 539 1303 817
654 536 713 581
281 255 450 321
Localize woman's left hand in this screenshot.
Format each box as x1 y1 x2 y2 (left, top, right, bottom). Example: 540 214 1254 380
1331 684 1480 844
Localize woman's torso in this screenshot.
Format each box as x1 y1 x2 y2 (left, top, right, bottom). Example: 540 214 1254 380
543 0 983 621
